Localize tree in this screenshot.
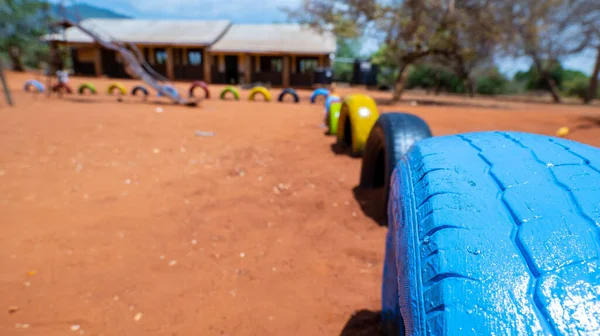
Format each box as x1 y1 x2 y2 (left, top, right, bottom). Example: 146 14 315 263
287 0 504 100
476 68 509 95
514 62 565 92
0 0 47 71
576 1 600 103
502 0 593 103
431 0 503 97
333 38 361 82
286 0 456 100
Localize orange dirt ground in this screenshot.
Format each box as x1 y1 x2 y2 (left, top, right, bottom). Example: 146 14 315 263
1 71 599 336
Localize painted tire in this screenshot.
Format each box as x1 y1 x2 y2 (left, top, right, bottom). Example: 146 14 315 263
277 88 299 103
327 102 342 136
324 94 341 114
310 88 330 104
107 83 127 95
78 83 97 95
51 83 73 94
24 80 45 93
220 86 240 100
249 86 272 102
158 85 179 98
336 94 380 156
382 132 600 335
188 81 210 99
131 85 149 97
359 113 432 225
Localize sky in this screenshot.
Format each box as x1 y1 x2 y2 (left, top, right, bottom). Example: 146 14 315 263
50 0 596 76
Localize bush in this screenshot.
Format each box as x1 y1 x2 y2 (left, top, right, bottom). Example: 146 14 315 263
563 77 600 101
333 62 353 82
476 73 509 95
406 64 465 93
513 61 588 92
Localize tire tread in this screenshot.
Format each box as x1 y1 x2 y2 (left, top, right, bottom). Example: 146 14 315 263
395 131 600 335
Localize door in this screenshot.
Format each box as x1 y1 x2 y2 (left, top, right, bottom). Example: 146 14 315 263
225 55 238 84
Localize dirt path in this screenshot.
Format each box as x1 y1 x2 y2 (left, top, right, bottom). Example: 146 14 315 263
1 72 599 335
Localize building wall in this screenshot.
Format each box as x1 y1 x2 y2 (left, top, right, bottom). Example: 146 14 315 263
68 42 332 87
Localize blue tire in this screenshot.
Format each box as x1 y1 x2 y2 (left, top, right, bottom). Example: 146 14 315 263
277 88 299 103
310 88 329 104
24 80 45 93
324 94 341 115
382 131 600 335
158 85 179 98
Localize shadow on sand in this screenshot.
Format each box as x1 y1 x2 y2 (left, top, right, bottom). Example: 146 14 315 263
330 142 353 156
339 310 382 336
352 186 386 226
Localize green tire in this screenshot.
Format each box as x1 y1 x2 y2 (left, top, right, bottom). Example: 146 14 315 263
220 86 240 100
78 83 97 95
328 102 342 135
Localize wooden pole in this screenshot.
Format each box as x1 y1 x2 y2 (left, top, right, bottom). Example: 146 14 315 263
0 59 14 106
0 59 13 106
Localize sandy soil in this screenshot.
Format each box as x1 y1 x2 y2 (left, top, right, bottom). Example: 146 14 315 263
1 71 599 336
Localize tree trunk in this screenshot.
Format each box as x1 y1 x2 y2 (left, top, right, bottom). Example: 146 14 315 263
8 47 25 72
532 56 561 103
464 77 475 97
545 75 562 103
392 64 408 101
585 45 600 104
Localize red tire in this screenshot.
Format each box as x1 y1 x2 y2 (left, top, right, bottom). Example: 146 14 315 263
52 83 73 94
188 81 209 99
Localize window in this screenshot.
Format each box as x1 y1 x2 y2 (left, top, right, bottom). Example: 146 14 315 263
271 58 282 72
299 59 318 72
188 51 202 66
155 49 167 65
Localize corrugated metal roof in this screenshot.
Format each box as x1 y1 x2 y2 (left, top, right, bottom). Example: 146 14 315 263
44 18 232 46
209 24 336 54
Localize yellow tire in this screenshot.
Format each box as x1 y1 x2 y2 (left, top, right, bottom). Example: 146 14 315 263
248 86 272 102
336 94 380 156
107 83 127 95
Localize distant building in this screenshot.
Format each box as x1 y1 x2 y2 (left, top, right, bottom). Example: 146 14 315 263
44 19 337 87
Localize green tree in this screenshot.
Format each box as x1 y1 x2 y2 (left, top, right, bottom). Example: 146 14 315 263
405 63 465 94
575 1 600 103
333 38 361 82
285 1 448 100
0 0 47 71
287 0 504 101
514 62 565 92
371 44 400 89
502 0 593 103
476 69 509 95
432 0 503 97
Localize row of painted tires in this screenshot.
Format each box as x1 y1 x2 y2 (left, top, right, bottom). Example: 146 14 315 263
330 94 600 335
23 79 207 99
201 86 332 103
24 79 333 104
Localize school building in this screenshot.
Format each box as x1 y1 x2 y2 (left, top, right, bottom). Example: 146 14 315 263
45 19 337 87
